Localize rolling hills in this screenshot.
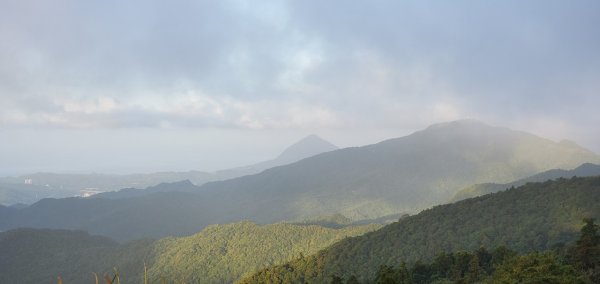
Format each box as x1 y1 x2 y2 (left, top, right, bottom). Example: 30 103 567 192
451 162 600 202
0 221 377 284
1 120 598 241
238 176 600 283
197 119 600 220
0 134 337 205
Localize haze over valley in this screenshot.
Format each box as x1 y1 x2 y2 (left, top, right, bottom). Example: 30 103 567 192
1 1 600 283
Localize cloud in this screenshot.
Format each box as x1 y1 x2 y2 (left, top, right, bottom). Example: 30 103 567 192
0 0 599 137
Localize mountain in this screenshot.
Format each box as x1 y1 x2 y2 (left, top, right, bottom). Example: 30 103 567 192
0 221 378 284
147 221 378 283
93 180 197 199
0 171 213 205
213 134 338 180
0 183 60 207
197 119 600 220
238 176 600 283
97 134 338 200
0 135 337 205
0 228 153 284
1 120 598 241
451 163 600 202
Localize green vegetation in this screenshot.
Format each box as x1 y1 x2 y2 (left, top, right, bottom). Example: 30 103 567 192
0 221 378 284
2 121 599 242
324 248 581 283
148 221 380 283
238 176 600 283
323 219 600 283
199 120 600 221
451 163 600 202
0 228 153 284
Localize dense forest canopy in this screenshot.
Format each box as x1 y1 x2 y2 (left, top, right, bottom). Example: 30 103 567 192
239 176 600 283
0 221 378 284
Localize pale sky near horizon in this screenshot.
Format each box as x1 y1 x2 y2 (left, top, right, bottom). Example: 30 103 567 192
1 0 599 176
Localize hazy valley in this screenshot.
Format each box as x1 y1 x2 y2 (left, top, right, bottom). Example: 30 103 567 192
2 2 600 283
2 120 600 283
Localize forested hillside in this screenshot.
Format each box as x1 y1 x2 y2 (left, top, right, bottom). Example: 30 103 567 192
318 224 598 284
148 221 379 283
238 176 600 283
0 221 378 284
198 120 600 220
2 120 598 241
0 228 153 284
452 163 600 202
310 219 600 283
0 135 337 205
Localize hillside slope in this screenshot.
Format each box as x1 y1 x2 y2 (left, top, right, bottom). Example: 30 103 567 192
0 222 377 284
1 120 598 241
0 228 153 284
238 176 600 283
148 221 379 283
199 119 600 220
0 135 337 205
452 163 600 202
213 134 338 180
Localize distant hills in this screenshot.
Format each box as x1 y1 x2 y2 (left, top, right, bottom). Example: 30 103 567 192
93 180 198 199
213 134 338 180
0 221 378 284
196 119 600 220
0 171 213 205
0 228 153 284
0 135 338 205
238 176 600 283
452 163 600 202
1 120 598 241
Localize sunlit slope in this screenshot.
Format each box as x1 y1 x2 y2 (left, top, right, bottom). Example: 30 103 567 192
452 162 600 202
1 120 598 241
0 222 378 284
148 221 379 283
238 176 600 283
200 119 600 219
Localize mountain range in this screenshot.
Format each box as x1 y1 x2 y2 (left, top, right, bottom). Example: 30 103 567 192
0 221 378 284
1 120 598 241
0 135 338 205
195 119 600 219
238 176 600 283
3 175 598 283
451 162 600 202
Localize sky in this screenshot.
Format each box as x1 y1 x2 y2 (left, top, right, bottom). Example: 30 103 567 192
1 0 599 176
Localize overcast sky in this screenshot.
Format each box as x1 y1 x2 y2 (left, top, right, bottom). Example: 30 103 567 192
1 0 599 175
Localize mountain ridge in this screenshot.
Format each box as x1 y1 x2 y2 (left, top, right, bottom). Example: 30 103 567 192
451 162 600 202
0 135 337 205
0 221 379 284
1 120 598 241
238 175 600 283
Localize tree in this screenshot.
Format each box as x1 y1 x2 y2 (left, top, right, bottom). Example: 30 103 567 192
489 252 579 283
573 218 600 282
411 261 431 283
466 253 483 283
431 252 453 279
375 265 397 284
491 246 516 267
475 247 493 274
331 275 344 284
346 275 360 284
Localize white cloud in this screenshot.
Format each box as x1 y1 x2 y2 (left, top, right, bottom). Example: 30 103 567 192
62 97 118 114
